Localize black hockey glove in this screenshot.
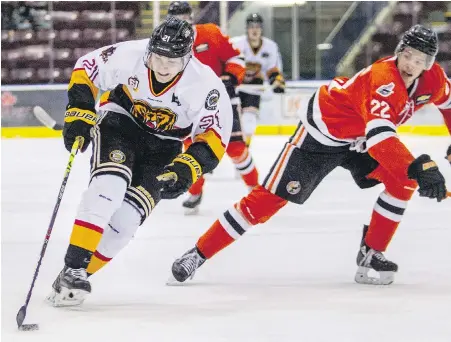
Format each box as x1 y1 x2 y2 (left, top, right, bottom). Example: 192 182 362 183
63 107 96 152
156 153 202 200
446 144 451 165
407 154 447 202
269 73 285 94
220 73 238 100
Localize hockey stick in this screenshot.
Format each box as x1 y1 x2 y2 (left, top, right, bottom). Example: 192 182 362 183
32 106 63 131
16 136 83 331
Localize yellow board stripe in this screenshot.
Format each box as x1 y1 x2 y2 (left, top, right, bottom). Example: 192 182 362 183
69 224 103 252
1 125 449 138
254 125 450 136
1 127 63 138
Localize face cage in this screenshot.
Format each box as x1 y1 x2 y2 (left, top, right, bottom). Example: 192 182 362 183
395 44 436 70
143 50 192 74
171 13 193 24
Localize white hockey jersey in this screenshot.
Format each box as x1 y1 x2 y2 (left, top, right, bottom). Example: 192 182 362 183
68 39 232 162
230 35 283 81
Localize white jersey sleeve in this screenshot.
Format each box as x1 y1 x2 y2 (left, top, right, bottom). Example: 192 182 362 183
190 76 232 164
68 39 147 111
263 38 283 77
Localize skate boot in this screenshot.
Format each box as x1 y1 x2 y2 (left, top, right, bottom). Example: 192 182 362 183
355 225 398 285
182 192 203 215
46 266 91 307
167 247 206 284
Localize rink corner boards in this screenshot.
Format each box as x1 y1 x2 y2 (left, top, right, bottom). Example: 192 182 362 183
1 125 449 138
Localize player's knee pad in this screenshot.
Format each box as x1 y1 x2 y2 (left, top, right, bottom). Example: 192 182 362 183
241 108 258 137
384 178 416 201
77 175 127 228
369 165 416 200
237 185 287 225
95 201 142 259
124 185 156 223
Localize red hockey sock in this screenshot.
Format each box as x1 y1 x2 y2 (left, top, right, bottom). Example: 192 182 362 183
365 166 415 251
241 167 259 187
196 186 287 258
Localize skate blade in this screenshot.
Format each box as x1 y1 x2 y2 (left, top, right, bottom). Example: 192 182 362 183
166 275 184 286
46 288 88 307
183 206 199 216
354 266 395 285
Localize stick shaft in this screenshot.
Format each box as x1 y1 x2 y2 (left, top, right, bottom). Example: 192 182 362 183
22 137 81 308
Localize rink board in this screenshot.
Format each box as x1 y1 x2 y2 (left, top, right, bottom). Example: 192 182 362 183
1 82 448 138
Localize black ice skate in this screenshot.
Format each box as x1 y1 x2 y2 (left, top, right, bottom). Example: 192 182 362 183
355 225 398 285
46 266 91 307
167 247 206 284
182 192 203 215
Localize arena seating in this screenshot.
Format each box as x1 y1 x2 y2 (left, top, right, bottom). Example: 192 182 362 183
1 1 139 84
354 1 451 76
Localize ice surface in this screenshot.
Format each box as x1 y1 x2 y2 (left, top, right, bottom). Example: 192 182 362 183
2 135 450 342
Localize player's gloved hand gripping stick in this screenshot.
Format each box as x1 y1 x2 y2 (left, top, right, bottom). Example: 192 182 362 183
16 136 83 331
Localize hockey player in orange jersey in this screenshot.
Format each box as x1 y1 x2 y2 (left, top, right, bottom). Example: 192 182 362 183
168 1 260 214
170 25 451 286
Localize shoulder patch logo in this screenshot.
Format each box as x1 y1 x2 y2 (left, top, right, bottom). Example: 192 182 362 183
205 89 220 110
376 82 395 97
100 46 117 63
415 94 431 105
128 76 139 91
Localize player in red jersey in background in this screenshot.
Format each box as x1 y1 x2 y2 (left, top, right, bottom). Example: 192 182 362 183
168 1 260 214
170 25 451 286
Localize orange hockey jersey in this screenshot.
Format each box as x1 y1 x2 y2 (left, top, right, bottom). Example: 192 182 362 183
299 56 451 182
193 23 245 84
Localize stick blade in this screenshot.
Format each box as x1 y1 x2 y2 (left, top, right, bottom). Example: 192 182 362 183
16 305 27 328
19 324 39 331
33 106 61 130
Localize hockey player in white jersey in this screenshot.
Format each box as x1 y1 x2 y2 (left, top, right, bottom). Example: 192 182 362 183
232 13 285 145
47 17 232 306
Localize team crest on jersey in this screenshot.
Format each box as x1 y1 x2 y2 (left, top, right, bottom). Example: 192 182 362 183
286 181 301 195
245 62 262 75
109 150 126 164
376 82 395 97
415 94 431 105
128 76 139 91
205 89 220 110
261 52 269 58
132 100 177 130
195 43 209 53
100 46 117 63
172 93 181 106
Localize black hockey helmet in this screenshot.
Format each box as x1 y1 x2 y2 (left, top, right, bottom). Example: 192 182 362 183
146 17 194 60
246 13 263 27
395 24 438 69
168 1 192 16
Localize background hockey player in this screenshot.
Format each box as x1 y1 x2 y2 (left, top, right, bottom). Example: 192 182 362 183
167 1 260 214
233 13 285 146
47 17 233 306
170 25 451 286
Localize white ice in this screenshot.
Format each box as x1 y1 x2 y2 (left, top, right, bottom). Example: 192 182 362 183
2 135 451 342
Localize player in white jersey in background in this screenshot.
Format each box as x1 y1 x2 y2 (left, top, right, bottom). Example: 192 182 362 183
47 17 232 306
232 13 285 146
